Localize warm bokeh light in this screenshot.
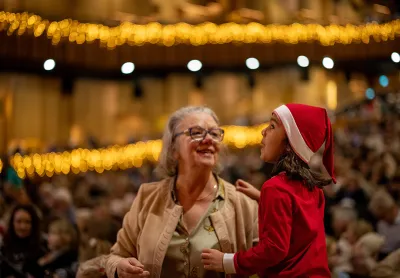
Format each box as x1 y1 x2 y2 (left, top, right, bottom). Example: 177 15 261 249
187 60 202 72
246 58 260 70
326 80 337 110
1 11 400 48
43 59 55 71
297 56 309 68
322 57 334 69
1 123 268 178
121 62 135 74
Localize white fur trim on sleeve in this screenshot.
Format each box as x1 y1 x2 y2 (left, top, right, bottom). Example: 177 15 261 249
223 253 237 274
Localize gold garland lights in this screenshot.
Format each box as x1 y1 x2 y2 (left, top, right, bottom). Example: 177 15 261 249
1 11 400 48
0 124 267 179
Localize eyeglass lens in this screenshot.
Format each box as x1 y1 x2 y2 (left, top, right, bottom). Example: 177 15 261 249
190 127 223 141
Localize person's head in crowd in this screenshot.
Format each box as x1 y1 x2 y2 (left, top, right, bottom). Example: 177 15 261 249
156 106 224 178
369 248 400 278
52 187 73 216
369 188 399 224
79 218 119 262
344 220 374 245
75 208 92 235
332 206 358 237
3 204 42 254
344 174 362 192
47 218 78 252
92 199 112 220
38 182 54 208
351 232 385 276
76 255 109 278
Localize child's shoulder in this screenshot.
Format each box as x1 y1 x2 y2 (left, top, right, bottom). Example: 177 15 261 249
261 172 295 194
262 172 287 187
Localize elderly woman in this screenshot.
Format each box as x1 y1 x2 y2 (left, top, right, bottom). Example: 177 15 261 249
105 106 258 278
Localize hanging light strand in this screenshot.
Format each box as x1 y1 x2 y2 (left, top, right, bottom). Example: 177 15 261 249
0 124 267 178
1 11 400 49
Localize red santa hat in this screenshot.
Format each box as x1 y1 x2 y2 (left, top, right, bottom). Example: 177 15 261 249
273 103 336 183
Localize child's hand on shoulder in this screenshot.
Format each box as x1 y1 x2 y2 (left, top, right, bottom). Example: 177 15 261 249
201 248 224 272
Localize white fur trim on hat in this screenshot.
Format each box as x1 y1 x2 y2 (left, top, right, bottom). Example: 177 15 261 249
274 105 315 163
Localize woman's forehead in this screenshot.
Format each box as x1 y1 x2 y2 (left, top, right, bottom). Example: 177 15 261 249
180 113 218 128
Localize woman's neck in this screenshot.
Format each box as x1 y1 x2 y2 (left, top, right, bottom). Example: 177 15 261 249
176 168 215 197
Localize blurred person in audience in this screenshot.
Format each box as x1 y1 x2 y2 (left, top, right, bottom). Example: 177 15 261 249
52 187 76 225
0 195 7 242
326 236 351 278
76 218 120 277
79 218 119 263
385 175 400 202
344 220 374 246
0 204 47 278
326 236 339 272
76 254 109 278
104 106 258 278
1 154 30 205
333 173 372 222
369 188 400 260
332 206 358 238
370 248 400 278
35 218 79 278
331 206 358 274
351 232 385 277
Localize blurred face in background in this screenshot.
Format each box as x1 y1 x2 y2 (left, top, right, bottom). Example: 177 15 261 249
174 112 223 171
39 184 54 208
13 209 32 238
47 231 62 250
260 114 287 163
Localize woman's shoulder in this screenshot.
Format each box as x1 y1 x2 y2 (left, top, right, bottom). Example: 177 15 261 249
136 178 173 198
220 179 258 208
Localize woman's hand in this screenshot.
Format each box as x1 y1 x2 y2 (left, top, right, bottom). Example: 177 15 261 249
201 249 225 272
116 258 150 278
235 179 261 202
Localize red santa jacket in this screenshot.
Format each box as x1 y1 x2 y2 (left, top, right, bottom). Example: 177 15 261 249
233 172 330 278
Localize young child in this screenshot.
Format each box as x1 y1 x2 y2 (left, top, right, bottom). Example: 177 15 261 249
201 104 335 277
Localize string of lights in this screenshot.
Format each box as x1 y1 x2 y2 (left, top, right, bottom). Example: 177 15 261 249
0 124 267 178
1 11 400 48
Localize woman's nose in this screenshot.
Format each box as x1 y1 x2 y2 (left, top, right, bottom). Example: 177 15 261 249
202 133 213 143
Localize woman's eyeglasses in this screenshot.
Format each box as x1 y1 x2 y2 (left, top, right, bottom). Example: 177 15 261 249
174 126 224 142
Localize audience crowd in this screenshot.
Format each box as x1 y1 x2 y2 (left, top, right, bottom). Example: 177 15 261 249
1 101 400 278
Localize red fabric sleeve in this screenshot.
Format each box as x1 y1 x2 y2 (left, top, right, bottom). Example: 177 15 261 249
233 185 293 276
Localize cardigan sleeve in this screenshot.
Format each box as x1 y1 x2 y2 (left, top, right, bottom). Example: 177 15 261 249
233 185 293 276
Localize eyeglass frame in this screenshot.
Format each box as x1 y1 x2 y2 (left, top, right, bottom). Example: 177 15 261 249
173 126 225 142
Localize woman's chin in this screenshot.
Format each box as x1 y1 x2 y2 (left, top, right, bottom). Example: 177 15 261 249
195 158 216 169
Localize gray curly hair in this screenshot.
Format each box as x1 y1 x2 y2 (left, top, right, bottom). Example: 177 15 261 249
155 106 223 178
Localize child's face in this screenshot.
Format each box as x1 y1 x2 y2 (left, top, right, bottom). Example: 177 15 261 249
260 114 287 163
47 232 62 250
